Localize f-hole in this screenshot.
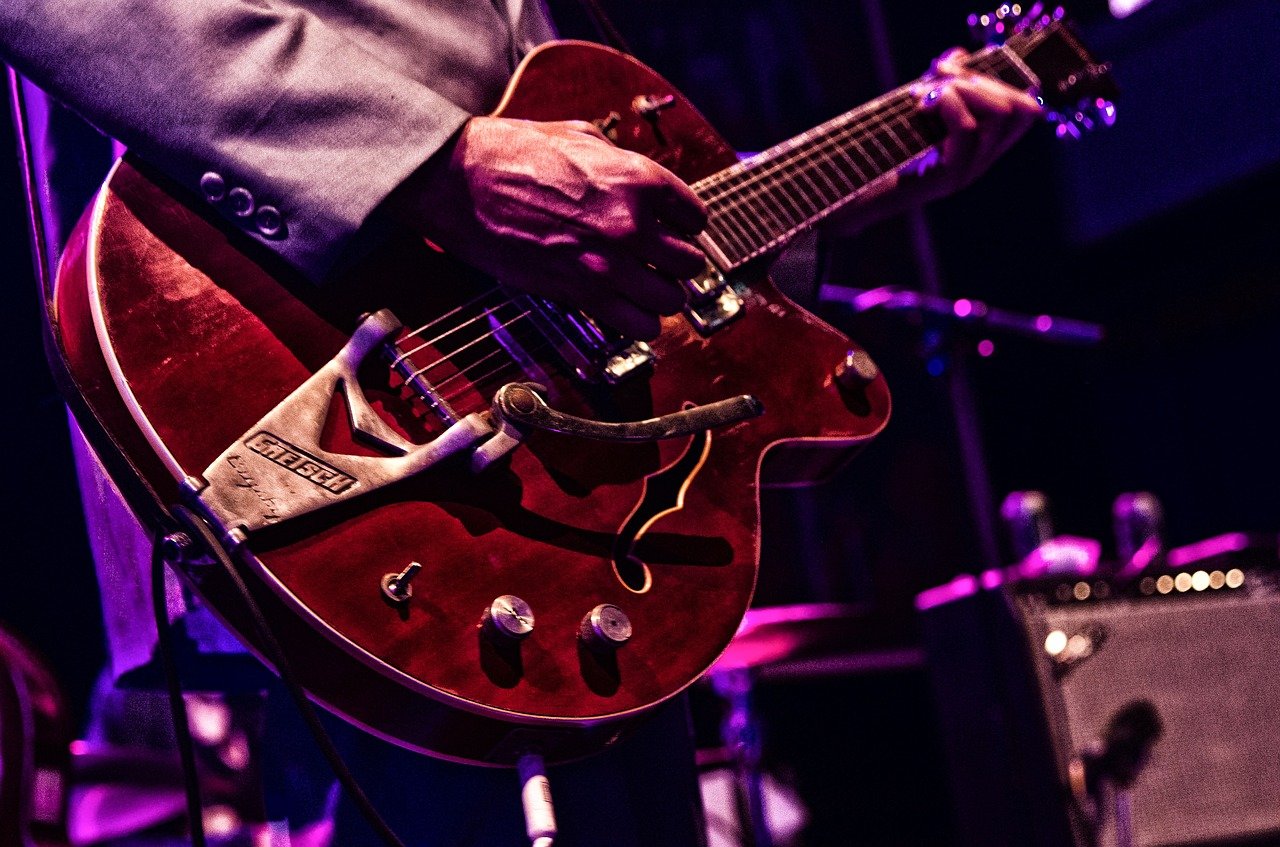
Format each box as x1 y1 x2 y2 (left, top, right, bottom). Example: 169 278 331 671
611 404 711 593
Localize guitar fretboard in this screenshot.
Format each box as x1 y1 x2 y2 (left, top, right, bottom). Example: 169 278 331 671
692 44 1036 270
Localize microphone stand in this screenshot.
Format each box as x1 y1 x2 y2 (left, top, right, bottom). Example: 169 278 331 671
820 282 1105 568
843 0 1105 569
818 285 1105 347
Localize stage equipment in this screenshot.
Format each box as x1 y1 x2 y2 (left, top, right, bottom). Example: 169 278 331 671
44 18 1114 770
918 522 1280 847
0 624 71 847
701 603 925 847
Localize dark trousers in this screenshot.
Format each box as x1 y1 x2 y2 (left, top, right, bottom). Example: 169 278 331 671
262 688 708 847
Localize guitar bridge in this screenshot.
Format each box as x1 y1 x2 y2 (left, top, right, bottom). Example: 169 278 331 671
683 264 744 335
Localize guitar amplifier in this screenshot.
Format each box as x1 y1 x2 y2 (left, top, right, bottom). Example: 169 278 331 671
917 534 1280 847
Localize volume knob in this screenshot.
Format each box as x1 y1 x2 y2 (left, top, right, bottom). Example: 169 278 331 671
482 595 535 641
579 604 633 652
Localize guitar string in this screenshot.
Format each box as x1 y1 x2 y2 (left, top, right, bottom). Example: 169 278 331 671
402 310 536 383
697 51 1013 259
388 53 1021 397
697 94 924 258
393 298 526 365
394 311 557 412
697 92 921 203
433 316 559 392
699 106 922 261
694 49 1008 201
391 94 937 393
704 48 1010 207
699 51 1009 228
702 94 996 260
397 286 511 344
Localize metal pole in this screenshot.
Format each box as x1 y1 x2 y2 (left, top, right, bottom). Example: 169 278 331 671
856 0 1003 567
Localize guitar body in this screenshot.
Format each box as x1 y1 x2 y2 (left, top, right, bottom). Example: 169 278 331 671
52 40 890 765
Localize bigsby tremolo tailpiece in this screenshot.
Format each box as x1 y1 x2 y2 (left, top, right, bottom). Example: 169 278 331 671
185 309 492 538
187 309 764 541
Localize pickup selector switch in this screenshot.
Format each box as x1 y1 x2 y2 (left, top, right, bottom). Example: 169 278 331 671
579 604 633 652
381 562 422 604
483 595 535 642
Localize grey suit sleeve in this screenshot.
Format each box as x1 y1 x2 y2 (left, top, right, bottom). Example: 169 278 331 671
1 0 475 279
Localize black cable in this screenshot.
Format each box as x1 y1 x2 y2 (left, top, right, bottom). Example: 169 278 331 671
169 506 407 847
151 536 208 847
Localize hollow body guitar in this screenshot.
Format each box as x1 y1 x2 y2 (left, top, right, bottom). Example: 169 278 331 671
53 20 1112 765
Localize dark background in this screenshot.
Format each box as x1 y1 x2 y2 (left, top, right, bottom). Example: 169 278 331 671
3 0 1278 842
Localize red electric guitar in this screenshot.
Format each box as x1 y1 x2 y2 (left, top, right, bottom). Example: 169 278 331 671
50 9 1114 765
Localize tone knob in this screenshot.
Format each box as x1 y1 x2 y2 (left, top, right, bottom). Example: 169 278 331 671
483 595 535 641
579 604 633 652
834 348 879 388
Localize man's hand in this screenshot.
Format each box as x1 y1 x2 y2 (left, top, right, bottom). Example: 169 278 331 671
387 116 708 340
827 47 1043 235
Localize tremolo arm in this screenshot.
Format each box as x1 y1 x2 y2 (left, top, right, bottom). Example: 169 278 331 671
473 383 762 471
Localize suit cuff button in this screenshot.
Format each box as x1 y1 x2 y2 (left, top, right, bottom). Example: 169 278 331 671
255 205 284 237
199 172 226 203
228 187 255 217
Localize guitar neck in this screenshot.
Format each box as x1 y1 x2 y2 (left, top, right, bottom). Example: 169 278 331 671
692 41 1038 270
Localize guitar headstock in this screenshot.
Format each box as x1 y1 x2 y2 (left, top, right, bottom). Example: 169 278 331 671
970 4 1120 139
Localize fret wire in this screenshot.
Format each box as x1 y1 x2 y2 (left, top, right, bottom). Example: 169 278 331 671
894 113 928 148
696 44 1016 201
716 100 913 208
880 120 914 157
706 49 1003 214
721 172 807 236
697 91 917 207
702 93 919 238
693 86 916 195
704 95 914 211
704 100 935 262
704 218 753 260
778 156 839 211
863 129 898 171
713 196 774 251
733 188 799 242
697 43 1029 264
772 163 824 218
780 158 835 212
812 149 858 194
